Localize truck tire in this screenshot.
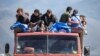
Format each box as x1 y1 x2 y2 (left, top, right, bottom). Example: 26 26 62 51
84 47 90 56
5 43 10 53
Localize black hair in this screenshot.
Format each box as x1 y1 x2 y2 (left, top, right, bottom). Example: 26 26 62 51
16 8 23 13
71 9 78 16
47 9 52 13
34 9 40 14
73 9 78 14
66 6 72 11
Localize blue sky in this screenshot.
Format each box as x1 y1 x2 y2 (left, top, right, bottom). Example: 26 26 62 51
0 0 100 56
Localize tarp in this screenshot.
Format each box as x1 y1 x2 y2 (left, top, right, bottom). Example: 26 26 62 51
49 22 71 32
10 22 29 32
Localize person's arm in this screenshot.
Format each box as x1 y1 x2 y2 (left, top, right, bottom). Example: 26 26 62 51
29 15 37 28
59 14 64 22
48 15 56 28
16 15 18 19
68 17 80 24
84 20 87 25
30 14 34 23
82 21 87 29
16 14 19 22
52 15 57 23
41 14 45 21
41 14 47 26
26 19 30 25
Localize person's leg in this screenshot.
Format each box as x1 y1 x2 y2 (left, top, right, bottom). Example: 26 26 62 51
79 29 84 52
14 28 22 37
29 23 37 32
71 27 84 52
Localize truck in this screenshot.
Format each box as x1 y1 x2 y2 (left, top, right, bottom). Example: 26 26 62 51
5 32 90 56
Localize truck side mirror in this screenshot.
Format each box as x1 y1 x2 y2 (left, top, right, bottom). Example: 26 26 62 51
84 46 90 56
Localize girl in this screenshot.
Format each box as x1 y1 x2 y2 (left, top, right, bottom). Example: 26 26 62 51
80 15 87 35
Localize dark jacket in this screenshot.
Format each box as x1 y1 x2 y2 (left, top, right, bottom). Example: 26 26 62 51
41 13 56 27
16 15 29 25
30 14 41 23
16 15 24 23
23 18 30 25
60 12 71 23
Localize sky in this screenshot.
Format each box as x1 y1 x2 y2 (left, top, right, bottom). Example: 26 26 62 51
0 0 100 56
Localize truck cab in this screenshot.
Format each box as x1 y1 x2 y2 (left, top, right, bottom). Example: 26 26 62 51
13 32 82 56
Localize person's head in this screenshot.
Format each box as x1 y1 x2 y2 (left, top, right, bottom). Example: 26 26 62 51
34 9 40 16
73 9 78 15
80 15 86 21
72 9 78 16
16 8 23 15
46 9 52 17
66 6 72 13
24 12 29 19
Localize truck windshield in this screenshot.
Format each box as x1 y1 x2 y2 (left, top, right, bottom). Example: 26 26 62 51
16 35 77 54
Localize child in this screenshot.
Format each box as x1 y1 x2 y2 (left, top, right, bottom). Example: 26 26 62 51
80 15 87 35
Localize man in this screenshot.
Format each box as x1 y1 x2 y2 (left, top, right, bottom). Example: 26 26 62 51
60 6 72 23
41 9 56 31
30 9 41 31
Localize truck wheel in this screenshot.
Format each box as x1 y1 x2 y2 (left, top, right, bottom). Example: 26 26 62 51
84 47 90 56
5 43 10 53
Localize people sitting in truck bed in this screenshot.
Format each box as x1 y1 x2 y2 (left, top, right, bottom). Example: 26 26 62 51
30 9 42 32
49 7 72 32
11 7 87 34
41 9 57 31
80 15 87 35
